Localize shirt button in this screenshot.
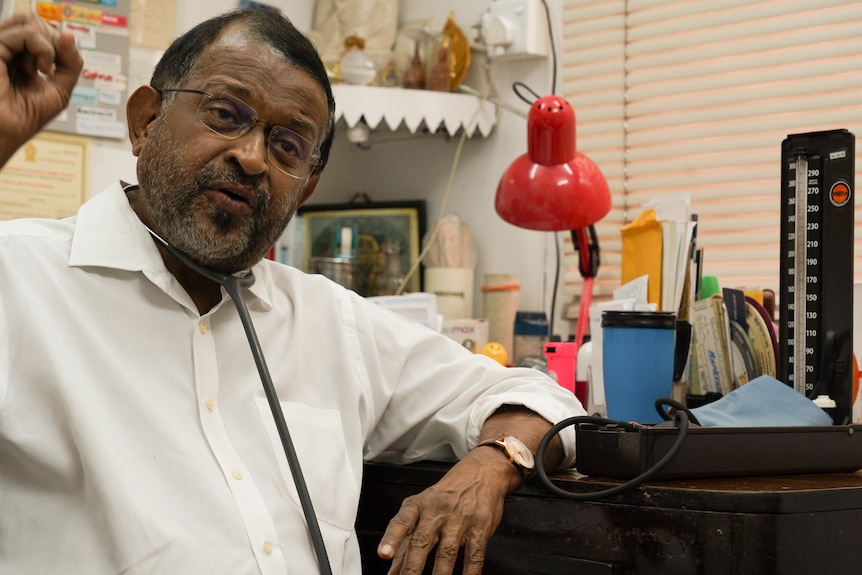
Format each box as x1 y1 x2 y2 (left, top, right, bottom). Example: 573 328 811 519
231 469 244 481
198 320 208 334
204 398 215 412
263 541 273 555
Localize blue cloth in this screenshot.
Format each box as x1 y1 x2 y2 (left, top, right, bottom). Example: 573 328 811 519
690 375 833 427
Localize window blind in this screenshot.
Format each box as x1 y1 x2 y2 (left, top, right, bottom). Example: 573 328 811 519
560 0 862 314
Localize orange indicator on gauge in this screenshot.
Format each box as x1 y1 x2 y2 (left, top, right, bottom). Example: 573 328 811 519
830 180 851 207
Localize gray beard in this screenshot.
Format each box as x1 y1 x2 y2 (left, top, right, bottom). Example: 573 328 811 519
151 172 265 271
136 132 299 273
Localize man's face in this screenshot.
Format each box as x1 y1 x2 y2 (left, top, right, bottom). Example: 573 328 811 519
133 29 329 273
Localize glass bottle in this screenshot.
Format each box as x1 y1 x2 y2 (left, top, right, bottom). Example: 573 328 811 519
340 35 377 86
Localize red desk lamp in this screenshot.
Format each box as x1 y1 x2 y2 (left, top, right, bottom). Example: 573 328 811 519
496 94 611 370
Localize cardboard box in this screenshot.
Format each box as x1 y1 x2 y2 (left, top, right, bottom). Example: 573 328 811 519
442 319 489 353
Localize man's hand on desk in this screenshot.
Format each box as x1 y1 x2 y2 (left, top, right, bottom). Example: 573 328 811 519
377 406 563 574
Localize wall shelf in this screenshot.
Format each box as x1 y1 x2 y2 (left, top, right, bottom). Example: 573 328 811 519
331 85 497 138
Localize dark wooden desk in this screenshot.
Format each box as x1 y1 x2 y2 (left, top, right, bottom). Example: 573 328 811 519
356 462 862 574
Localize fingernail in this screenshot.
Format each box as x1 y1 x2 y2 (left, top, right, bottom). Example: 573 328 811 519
378 543 394 558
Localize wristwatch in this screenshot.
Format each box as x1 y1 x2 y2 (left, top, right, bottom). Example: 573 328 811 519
476 434 536 481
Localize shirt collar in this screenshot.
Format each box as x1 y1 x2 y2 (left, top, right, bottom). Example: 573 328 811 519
68 181 274 311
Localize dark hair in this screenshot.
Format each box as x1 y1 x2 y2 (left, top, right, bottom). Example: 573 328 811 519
150 8 335 175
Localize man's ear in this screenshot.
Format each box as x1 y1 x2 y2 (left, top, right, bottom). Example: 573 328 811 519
127 86 162 157
297 174 322 207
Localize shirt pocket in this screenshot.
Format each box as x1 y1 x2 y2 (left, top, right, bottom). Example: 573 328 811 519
254 398 359 531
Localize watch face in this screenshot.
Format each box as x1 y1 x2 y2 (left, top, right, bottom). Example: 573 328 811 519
503 436 535 470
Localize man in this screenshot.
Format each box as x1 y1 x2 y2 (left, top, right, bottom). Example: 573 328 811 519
0 9 585 575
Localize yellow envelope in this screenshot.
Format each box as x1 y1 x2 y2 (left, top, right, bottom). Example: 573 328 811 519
744 287 764 306
620 208 663 309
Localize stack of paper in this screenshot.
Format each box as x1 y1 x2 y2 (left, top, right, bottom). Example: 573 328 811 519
368 292 442 332
643 194 697 317
620 194 696 318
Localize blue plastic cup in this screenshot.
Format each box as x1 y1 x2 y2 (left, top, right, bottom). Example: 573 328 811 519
602 311 678 423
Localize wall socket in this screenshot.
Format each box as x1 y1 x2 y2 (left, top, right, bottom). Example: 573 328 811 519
479 0 549 60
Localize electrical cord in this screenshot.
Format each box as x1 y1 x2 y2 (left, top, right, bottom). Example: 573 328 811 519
512 81 542 106
506 0 564 337
393 61 495 295
534 403 692 501
655 396 701 426
142 222 333 575
458 84 525 118
393 106 472 295
540 0 557 95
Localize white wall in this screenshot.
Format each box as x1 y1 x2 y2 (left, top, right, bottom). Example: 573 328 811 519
309 0 565 330
85 0 568 335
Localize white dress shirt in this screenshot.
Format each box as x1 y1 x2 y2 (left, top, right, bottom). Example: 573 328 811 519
0 182 585 574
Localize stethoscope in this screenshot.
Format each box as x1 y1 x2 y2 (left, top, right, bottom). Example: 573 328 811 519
125 184 332 575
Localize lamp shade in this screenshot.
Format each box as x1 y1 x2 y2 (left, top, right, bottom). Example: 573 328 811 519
495 95 611 231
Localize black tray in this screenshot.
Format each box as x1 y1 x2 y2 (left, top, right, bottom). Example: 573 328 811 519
575 423 862 480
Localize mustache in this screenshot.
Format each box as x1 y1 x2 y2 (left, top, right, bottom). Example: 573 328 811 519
194 166 269 211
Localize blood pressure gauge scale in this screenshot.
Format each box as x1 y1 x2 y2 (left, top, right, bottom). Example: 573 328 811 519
779 130 855 425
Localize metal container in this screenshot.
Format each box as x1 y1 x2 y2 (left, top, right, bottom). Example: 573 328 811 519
309 257 363 292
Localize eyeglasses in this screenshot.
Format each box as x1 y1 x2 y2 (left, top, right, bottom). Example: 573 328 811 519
159 88 321 180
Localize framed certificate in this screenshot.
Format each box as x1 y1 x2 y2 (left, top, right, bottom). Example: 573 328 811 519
0 132 89 220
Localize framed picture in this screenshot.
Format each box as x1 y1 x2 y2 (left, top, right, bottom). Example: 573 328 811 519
298 200 426 297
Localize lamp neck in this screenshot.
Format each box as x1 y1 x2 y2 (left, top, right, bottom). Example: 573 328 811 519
527 95 576 165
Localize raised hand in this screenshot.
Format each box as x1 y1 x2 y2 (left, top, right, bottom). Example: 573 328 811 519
0 12 83 166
